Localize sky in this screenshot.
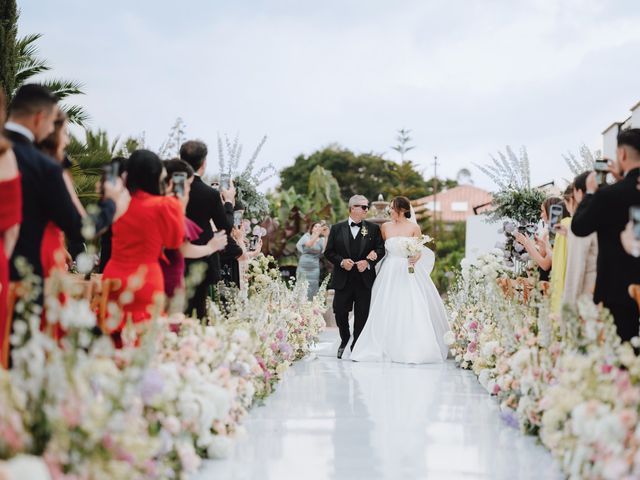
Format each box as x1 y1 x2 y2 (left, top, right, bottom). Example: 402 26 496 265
17 0 640 193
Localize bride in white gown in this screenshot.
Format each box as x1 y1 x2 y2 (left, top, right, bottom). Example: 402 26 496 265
350 196 450 364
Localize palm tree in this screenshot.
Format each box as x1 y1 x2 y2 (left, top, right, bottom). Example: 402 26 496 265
13 33 89 126
67 129 120 205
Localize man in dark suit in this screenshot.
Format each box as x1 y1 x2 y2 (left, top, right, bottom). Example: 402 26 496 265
572 128 640 341
180 140 236 318
6 84 127 285
325 195 386 358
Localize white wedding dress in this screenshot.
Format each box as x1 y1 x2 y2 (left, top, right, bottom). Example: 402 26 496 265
350 236 450 364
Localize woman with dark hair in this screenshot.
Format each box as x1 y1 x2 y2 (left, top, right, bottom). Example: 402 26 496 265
562 172 598 308
514 196 566 281
103 150 185 336
37 108 82 279
161 159 227 306
98 156 128 273
550 184 575 312
351 195 450 364
296 220 329 299
0 91 22 368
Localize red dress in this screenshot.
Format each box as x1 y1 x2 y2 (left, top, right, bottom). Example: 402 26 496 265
103 191 185 333
0 176 22 368
40 222 68 340
41 223 67 278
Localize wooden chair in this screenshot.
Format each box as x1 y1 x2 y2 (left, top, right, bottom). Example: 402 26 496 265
95 278 122 333
630 284 640 314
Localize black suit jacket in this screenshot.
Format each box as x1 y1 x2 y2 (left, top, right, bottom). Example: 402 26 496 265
571 167 640 308
7 130 115 280
185 175 233 282
324 220 385 290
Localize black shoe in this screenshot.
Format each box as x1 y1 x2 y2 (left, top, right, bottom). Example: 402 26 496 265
337 347 345 359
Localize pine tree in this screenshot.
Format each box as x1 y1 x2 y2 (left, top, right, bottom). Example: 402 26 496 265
0 0 18 100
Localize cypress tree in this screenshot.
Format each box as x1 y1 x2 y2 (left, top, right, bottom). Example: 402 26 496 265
0 0 18 100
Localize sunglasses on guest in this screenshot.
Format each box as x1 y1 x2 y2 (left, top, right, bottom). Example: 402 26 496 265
353 205 369 210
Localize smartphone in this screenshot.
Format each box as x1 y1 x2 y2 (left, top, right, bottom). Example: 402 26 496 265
631 206 640 241
548 204 564 244
248 235 259 251
172 172 187 198
233 210 243 227
104 161 120 185
594 159 609 186
220 173 231 190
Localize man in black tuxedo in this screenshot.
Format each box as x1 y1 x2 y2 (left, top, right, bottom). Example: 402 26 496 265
572 128 640 341
180 140 236 318
325 195 386 358
6 84 127 285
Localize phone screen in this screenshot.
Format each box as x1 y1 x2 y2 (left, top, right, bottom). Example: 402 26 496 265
220 173 231 190
172 172 187 197
631 206 640 241
233 210 243 227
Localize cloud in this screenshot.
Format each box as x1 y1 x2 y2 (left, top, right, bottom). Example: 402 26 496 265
17 0 640 192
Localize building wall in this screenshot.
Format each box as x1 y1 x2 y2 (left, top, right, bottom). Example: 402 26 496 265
464 215 502 263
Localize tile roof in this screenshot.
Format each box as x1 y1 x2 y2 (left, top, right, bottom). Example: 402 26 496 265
413 185 493 222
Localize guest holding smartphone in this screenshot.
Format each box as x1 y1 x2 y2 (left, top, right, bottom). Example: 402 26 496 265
296 221 329 299
572 129 640 341
161 159 228 309
102 150 185 339
562 171 598 309
549 185 573 313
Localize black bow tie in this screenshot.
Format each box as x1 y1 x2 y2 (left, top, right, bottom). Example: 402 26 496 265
350 222 362 228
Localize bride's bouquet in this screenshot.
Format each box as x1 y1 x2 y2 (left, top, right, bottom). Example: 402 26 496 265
401 235 433 273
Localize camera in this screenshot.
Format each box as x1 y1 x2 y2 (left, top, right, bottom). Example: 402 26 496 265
594 159 609 186
172 172 187 198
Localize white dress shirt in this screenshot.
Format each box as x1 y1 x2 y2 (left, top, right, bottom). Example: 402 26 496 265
348 216 362 239
5 121 35 142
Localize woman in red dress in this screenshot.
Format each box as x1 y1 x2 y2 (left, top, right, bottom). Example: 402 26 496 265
36 108 84 340
103 150 185 338
37 109 82 279
0 92 22 368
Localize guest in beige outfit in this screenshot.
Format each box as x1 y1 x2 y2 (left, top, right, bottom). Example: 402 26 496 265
562 171 598 307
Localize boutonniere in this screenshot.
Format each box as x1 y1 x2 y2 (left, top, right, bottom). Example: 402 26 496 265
361 224 369 237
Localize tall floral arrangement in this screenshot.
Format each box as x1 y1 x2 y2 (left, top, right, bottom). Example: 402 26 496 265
215 134 276 222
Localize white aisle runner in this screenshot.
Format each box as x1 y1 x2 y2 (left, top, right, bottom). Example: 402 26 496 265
194 329 562 480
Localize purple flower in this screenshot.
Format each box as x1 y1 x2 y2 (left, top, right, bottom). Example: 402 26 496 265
279 342 294 357
140 368 165 405
503 221 516 233
500 409 519 429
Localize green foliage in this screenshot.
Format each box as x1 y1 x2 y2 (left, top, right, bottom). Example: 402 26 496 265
488 188 546 225
280 145 430 201
12 30 88 125
264 167 344 266
0 0 18 100
430 221 466 294
391 128 415 162
67 129 119 205
307 165 347 223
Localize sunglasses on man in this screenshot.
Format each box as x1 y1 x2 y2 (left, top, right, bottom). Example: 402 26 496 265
354 205 369 210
